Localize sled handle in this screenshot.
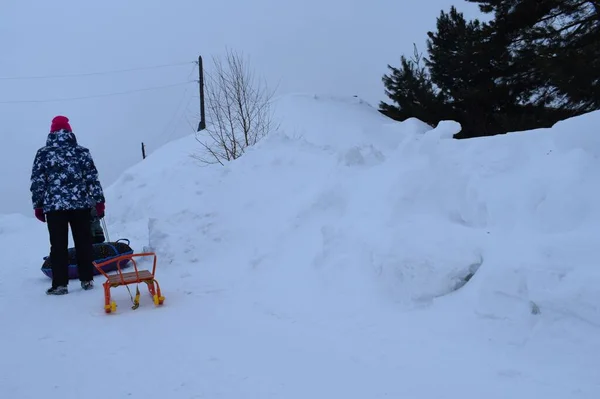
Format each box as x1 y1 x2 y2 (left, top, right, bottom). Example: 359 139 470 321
93 252 158 279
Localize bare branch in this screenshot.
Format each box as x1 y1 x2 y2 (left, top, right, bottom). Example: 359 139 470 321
194 48 277 165
194 48 278 164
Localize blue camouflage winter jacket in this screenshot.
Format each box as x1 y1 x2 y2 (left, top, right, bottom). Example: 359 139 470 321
30 130 105 213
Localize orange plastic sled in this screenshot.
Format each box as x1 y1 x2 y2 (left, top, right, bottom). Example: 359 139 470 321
93 252 165 313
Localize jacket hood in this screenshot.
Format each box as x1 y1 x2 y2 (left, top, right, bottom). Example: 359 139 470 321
46 129 78 147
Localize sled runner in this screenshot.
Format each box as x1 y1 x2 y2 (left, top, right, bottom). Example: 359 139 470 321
93 252 165 314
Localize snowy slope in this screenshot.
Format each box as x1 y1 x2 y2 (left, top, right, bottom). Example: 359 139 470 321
1 94 600 398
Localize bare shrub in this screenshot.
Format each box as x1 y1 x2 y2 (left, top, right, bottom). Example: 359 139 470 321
195 49 278 165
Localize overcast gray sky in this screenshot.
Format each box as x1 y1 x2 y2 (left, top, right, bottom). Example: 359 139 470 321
0 0 484 216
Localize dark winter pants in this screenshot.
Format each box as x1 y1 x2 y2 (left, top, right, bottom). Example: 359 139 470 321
46 208 95 287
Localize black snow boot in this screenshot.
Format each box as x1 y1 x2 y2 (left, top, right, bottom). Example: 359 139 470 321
46 286 68 295
81 280 94 290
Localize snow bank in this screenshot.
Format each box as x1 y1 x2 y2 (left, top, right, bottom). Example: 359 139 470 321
106 94 600 326
3 93 600 398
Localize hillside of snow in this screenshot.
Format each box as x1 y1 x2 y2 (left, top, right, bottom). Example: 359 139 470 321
1 94 600 398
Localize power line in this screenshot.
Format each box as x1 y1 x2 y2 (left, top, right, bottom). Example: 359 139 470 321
153 61 201 146
160 64 198 139
0 81 196 104
0 60 194 80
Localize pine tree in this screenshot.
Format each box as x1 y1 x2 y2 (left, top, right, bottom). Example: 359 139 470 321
466 0 600 112
380 3 591 138
424 6 514 136
379 45 445 127
382 6 528 137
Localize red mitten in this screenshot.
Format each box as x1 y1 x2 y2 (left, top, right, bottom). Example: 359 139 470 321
34 208 45 222
95 202 105 218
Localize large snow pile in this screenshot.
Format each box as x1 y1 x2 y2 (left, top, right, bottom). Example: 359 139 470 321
1 93 599 398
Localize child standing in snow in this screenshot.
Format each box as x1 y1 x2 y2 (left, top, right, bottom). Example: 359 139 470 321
30 115 106 295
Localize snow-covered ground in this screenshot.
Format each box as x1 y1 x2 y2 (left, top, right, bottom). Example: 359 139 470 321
1 94 599 398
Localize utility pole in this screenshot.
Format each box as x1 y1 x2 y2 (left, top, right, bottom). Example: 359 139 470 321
197 55 206 131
